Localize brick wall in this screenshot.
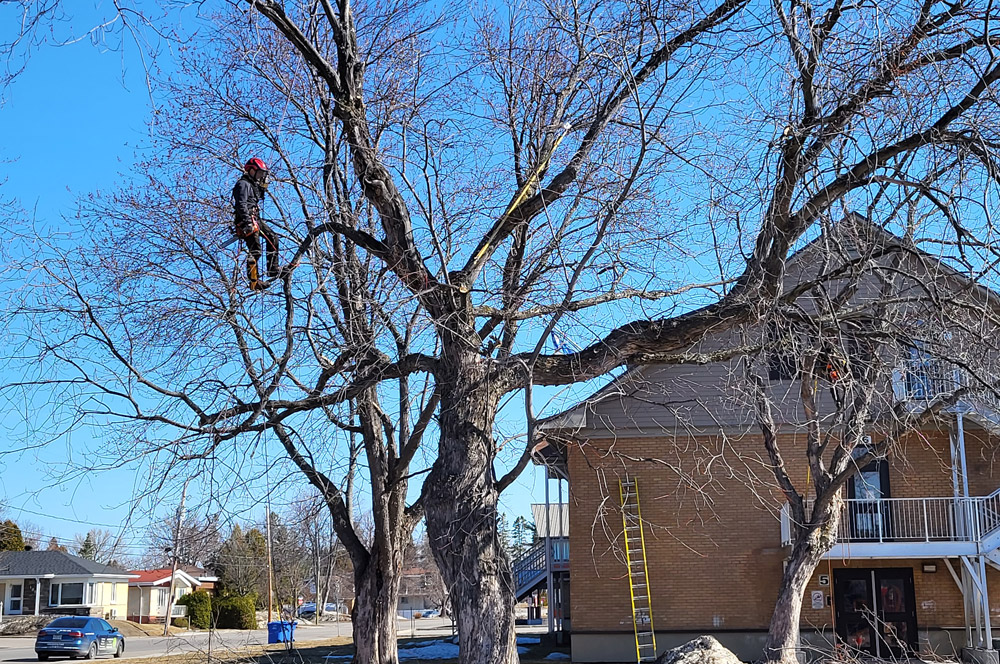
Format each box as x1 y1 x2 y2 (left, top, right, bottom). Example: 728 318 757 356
567 421 1000 635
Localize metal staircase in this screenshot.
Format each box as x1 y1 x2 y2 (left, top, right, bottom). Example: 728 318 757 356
512 537 569 600
620 478 657 663
513 539 548 598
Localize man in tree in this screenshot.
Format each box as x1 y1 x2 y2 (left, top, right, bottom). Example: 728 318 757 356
232 158 279 290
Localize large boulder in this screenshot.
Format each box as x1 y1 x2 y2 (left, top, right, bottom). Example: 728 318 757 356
655 636 745 664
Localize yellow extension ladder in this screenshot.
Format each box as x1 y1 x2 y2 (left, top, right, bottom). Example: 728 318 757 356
620 478 657 663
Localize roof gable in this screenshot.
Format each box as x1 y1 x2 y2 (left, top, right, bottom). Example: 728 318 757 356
536 213 1000 439
128 568 201 586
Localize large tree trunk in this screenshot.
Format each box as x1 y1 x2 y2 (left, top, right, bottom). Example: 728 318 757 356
765 503 841 664
424 351 519 664
351 542 402 664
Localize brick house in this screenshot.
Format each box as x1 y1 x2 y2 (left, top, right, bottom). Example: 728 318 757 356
533 218 1000 662
0 551 133 619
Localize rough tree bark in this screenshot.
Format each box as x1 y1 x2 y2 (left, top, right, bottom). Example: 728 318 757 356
424 348 518 664
764 500 842 664
352 542 404 664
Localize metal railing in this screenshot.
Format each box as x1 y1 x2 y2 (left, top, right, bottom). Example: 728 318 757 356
512 538 569 589
892 356 964 403
780 490 1000 546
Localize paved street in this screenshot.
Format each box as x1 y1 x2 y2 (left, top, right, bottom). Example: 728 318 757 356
0 622 350 662
0 618 542 661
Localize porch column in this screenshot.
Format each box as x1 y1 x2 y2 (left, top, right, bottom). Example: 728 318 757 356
34 578 40 616
557 476 564 634
958 413 971 500
545 468 553 635
979 555 994 648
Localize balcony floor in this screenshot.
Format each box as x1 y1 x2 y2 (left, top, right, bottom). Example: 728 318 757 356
823 540 979 559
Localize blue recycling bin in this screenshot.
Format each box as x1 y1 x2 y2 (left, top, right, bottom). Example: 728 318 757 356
267 621 296 644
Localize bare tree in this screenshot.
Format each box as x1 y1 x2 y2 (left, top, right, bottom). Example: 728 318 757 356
6 0 1000 662
0 1 171 92
74 529 119 565
744 220 1000 663
144 511 222 569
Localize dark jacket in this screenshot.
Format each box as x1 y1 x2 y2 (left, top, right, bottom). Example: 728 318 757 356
233 175 264 233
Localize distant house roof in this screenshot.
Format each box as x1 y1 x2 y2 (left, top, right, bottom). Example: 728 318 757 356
181 565 218 583
128 568 201 587
0 550 134 579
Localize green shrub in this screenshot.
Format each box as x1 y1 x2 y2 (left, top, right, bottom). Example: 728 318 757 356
177 591 212 630
212 594 256 630
171 617 189 629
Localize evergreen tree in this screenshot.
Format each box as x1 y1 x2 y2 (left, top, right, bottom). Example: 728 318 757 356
511 516 537 555
0 520 25 552
495 513 515 558
212 525 269 603
77 532 97 560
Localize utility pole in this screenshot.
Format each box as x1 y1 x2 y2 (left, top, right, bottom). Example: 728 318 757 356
265 505 275 624
163 480 189 636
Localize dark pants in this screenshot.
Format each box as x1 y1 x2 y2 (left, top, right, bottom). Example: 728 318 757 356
242 218 280 284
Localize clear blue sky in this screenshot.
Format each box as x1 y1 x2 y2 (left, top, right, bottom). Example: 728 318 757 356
0 4 164 554
0 5 558 559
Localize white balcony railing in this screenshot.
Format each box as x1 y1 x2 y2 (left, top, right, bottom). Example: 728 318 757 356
892 356 964 403
780 491 1000 547
170 605 188 618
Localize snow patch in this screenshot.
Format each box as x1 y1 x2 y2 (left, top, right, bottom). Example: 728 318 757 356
399 641 460 659
545 653 571 660
517 636 541 644
324 637 541 661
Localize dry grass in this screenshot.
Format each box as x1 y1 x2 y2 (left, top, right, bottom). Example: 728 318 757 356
110 621 184 638
121 636 569 664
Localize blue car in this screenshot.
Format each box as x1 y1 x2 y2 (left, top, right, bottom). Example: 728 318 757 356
35 617 125 660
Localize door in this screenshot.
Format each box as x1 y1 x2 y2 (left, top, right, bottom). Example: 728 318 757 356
8 583 23 615
94 619 117 654
834 568 917 657
848 458 891 540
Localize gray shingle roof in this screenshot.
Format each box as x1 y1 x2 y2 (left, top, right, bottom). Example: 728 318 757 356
0 550 131 577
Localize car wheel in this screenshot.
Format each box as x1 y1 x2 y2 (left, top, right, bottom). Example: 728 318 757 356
85 643 97 660
114 641 124 659
37 654 49 661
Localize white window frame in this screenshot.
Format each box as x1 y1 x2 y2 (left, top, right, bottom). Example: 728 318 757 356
49 581 89 607
110 583 117 603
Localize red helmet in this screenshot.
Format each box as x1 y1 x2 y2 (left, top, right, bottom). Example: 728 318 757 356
244 158 268 172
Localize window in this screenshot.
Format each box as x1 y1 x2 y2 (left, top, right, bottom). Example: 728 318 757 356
110 583 117 603
87 582 97 604
766 323 796 381
157 588 168 606
10 583 22 612
47 617 89 628
49 583 86 606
